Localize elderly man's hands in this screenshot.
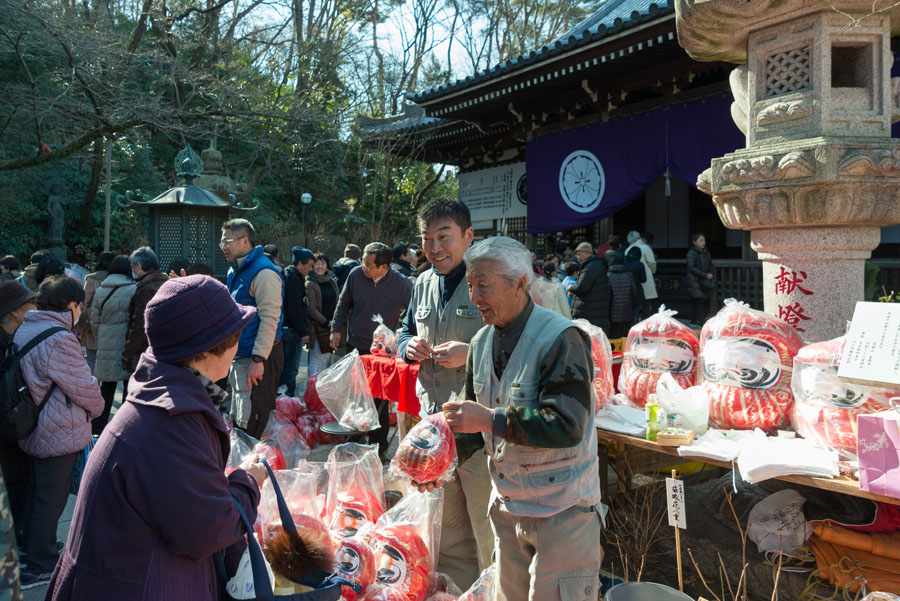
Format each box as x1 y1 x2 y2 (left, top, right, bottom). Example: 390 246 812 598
412 479 445 494
442 399 493 434
405 336 433 362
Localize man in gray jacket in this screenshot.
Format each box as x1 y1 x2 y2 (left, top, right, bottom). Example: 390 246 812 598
442 236 603 601
330 242 412 455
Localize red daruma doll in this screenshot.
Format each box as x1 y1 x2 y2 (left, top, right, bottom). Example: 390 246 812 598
335 536 377 601
791 336 894 458
391 413 457 485
329 489 385 537
619 307 700 407
700 299 803 430
371 525 432 601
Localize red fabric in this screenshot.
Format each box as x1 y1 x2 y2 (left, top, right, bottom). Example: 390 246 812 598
611 352 623 390
360 355 421 415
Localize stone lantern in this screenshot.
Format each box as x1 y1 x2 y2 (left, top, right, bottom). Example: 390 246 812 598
676 0 900 341
118 144 259 279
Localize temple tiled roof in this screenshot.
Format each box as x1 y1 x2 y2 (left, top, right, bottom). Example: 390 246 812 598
408 0 673 104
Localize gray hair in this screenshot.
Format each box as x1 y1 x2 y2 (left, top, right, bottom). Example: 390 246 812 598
626 231 641 245
464 237 533 284
130 246 159 271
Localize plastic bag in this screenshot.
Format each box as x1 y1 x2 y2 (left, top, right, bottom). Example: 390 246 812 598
275 394 307 422
700 299 803 430
747 489 812 553
292 414 320 449
326 443 386 537
529 277 568 316
225 534 275 599
426 594 459 601
458 565 496 601
391 412 458 485
315 349 379 431
258 466 336 557
334 536 378 601
618 305 700 407
360 588 409 601
655 373 709 435
226 428 258 476
259 411 310 469
302 374 326 413
573 319 614 411
371 489 444 600
791 336 894 459
371 314 399 357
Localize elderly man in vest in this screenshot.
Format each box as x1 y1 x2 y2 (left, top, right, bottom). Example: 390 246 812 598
397 198 493 589
221 218 285 438
441 236 603 601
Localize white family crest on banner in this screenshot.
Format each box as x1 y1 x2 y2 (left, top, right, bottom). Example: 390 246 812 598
558 149 605 213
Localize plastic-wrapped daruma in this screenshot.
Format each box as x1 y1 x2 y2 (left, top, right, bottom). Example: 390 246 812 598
335 536 377 601
392 413 456 484
329 488 385 537
372 525 432 601
791 336 894 458
619 306 700 407
361 587 409 601
700 299 804 430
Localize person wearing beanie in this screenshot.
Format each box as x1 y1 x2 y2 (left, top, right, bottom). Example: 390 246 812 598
333 243 361 291
606 249 641 340
45 275 267 601
13 275 103 589
0 279 36 590
221 219 285 439
17 251 47 291
278 246 314 396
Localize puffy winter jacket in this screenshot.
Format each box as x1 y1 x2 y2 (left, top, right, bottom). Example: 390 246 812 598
15 310 103 458
607 264 641 323
685 245 714 300
570 254 610 329
91 273 137 382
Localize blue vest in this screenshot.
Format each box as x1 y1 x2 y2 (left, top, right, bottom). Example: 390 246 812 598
226 245 284 357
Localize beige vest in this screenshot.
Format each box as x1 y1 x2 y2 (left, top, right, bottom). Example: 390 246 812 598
470 305 602 517
412 268 484 415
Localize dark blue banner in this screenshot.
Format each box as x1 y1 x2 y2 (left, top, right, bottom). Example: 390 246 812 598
525 94 744 233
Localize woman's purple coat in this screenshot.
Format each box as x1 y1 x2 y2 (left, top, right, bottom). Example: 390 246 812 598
45 351 260 601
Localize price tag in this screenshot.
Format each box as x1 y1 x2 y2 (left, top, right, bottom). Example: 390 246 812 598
666 477 686 529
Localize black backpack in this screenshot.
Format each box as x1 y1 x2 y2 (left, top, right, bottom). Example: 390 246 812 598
0 326 68 441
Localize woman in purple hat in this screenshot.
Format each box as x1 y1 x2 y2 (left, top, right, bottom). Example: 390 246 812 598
46 275 268 601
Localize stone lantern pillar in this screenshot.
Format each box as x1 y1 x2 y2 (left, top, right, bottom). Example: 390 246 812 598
676 0 900 341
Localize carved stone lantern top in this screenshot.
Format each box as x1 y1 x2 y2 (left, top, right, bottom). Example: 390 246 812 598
675 0 900 64
677 0 900 146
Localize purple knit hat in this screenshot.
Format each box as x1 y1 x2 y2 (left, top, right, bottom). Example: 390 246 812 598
144 275 256 363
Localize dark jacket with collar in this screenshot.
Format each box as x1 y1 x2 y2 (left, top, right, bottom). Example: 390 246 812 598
331 266 412 353
123 271 169 366
685 244 713 300
569 254 611 329
282 265 308 337
45 351 260 601
390 259 413 278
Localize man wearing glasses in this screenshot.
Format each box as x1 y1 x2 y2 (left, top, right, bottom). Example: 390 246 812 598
221 218 285 438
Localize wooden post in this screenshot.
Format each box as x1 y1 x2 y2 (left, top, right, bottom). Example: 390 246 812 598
672 468 683 592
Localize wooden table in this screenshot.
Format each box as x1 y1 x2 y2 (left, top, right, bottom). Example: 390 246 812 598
596 427 900 506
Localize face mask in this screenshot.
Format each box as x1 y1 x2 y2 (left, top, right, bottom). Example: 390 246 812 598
132 271 139 280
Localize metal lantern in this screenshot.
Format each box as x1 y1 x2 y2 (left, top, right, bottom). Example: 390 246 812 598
118 145 259 279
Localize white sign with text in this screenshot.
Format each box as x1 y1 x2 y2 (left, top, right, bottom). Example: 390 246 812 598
666 477 686 530
838 302 900 388
457 162 527 222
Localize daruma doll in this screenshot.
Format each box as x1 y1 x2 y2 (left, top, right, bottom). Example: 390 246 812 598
700 299 803 430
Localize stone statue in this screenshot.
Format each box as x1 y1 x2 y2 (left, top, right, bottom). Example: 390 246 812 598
44 175 66 246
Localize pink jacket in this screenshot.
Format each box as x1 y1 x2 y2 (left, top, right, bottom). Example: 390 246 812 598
14 310 103 458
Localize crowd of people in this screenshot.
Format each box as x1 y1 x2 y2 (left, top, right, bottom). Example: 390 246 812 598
0 199 716 600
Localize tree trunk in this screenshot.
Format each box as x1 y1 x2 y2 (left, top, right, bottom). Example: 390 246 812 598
77 137 104 235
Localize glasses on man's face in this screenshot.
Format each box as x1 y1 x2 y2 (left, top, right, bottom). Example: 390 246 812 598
219 236 245 248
